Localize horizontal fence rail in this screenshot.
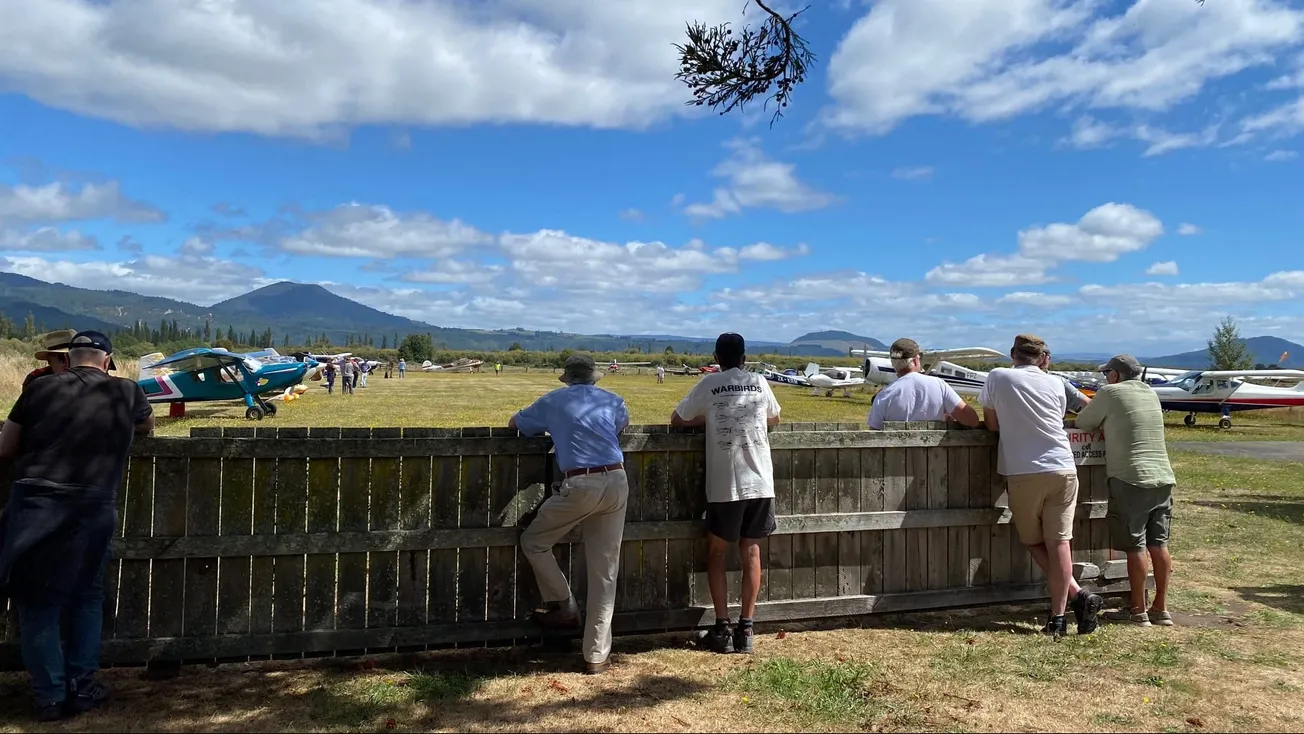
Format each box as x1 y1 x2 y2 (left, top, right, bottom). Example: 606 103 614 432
0 422 1128 669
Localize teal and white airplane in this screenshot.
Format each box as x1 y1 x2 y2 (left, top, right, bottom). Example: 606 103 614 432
137 347 322 420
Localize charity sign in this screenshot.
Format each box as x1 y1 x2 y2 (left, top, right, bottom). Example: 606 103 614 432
1067 428 1106 465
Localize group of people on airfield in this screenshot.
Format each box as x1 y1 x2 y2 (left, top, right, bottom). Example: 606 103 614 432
0 326 1177 719
510 330 1177 673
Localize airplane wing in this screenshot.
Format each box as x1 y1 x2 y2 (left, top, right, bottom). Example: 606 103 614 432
147 347 248 370
851 346 1004 361
1199 369 1304 380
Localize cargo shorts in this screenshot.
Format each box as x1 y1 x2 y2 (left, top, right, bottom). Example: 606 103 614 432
1106 477 1173 552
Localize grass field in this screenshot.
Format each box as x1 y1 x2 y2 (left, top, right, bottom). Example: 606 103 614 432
1 449 1300 732
131 366 1304 442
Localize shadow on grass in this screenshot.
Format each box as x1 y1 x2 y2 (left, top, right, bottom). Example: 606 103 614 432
0 641 713 732
1190 499 1304 525
1232 585 1304 615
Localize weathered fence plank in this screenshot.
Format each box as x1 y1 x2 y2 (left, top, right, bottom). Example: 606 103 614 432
0 424 1136 669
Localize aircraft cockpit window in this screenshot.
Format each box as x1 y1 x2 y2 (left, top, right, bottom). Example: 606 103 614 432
1217 380 1230 390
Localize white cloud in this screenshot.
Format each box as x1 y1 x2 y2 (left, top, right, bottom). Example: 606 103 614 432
822 0 1304 137
996 291 1076 308
1177 223 1201 235
1061 116 1222 156
926 202 1163 287
0 0 746 137
1063 116 1121 148
682 138 838 219
0 227 100 252
891 166 934 181
0 180 164 224
1146 260 1180 275
179 237 215 257
1265 149 1299 161
278 203 492 259
618 208 644 221
399 259 505 286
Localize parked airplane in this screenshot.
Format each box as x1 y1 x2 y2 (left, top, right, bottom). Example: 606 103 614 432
138 347 321 420
607 359 652 373
1118 367 1304 428
422 358 483 372
852 346 1005 396
804 363 865 397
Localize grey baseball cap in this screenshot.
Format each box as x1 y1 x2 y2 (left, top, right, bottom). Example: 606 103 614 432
1104 354 1142 380
559 353 600 384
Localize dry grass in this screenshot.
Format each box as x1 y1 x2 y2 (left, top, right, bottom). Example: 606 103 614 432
2 362 1297 441
1 449 1302 731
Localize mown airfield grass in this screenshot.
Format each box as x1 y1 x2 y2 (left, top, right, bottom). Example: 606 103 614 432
144 365 1304 442
2 365 1303 732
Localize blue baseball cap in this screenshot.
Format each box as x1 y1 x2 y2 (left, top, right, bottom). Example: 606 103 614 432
70 330 117 370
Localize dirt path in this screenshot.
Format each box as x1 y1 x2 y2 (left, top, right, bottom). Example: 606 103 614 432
1170 441 1304 463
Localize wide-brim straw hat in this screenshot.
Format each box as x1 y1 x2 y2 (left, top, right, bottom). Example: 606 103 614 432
34 329 78 360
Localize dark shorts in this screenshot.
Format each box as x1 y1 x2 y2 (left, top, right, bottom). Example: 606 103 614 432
1106 477 1174 552
706 498 776 543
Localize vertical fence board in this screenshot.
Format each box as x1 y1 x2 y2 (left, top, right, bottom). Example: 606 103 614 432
859 448 885 595
638 453 669 613
968 447 992 587
114 456 153 641
926 447 949 591
835 448 861 598
513 452 548 620
218 455 254 639
486 452 517 624
790 448 817 600
458 453 490 626
149 458 188 640
767 449 794 601
1088 464 1112 567
813 449 840 599
271 429 309 646
904 448 928 593
881 448 907 593
664 449 699 611
619 452 646 613
335 431 371 640
368 429 402 639
304 428 340 634
183 458 221 644
989 455 1012 586
248 435 276 643
946 448 970 589
428 444 460 627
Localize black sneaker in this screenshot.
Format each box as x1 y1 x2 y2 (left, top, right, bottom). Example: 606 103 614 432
1069 589 1104 635
733 624 755 654
34 701 68 722
1042 615 1068 640
67 677 110 715
701 624 734 654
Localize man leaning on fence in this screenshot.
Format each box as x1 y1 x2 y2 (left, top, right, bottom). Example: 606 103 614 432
671 332 781 655
0 331 154 721
980 334 1104 638
510 353 630 674
866 337 980 429
1072 354 1177 627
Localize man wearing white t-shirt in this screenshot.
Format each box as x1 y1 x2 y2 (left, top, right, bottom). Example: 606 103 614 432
867 338 981 429
980 334 1104 638
671 332 781 655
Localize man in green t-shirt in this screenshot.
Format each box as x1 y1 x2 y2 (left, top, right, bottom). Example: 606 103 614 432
1074 354 1176 627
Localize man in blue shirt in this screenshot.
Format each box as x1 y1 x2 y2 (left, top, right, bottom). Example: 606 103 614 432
510 354 630 675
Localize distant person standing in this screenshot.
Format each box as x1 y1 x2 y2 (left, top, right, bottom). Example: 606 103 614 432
980 334 1104 638
398 359 406 378
510 354 630 674
670 333 781 655
495 362 502 377
1073 354 1177 627
358 361 370 388
0 331 154 721
866 338 980 428
324 361 336 394
340 359 355 395
656 364 665 384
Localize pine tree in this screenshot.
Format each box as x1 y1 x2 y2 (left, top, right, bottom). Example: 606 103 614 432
203 320 212 342
23 312 36 339
1206 316 1254 370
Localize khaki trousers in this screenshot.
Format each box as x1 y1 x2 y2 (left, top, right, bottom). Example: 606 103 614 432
519 469 628 663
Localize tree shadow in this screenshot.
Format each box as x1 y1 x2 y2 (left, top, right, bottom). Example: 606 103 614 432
0 639 713 733
1189 499 1304 526
1232 585 1304 615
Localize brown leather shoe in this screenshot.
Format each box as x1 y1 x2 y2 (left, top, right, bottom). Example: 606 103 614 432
531 601 581 630
582 658 609 675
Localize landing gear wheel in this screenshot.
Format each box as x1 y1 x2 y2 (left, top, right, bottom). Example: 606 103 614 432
1184 413 1197 427
1218 417 1232 430
263 401 277 417
245 405 265 421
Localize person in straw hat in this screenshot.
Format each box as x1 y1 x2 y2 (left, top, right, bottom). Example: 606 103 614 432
22 329 78 391
509 353 630 675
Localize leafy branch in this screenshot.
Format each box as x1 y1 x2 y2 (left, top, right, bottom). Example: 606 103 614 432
673 0 815 126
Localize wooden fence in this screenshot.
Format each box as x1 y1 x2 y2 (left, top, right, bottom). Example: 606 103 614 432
0 422 1129 669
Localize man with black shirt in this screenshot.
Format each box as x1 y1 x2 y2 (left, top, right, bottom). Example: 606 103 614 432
0 331 154 721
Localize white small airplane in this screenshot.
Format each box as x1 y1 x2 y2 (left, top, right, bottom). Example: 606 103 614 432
422 358 483 372
803 363 865 397
1117 366 1304 429
607 359 652 373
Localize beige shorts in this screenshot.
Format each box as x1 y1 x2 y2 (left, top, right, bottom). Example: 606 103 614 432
1005 470 1079 545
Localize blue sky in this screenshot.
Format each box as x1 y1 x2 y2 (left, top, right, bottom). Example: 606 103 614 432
1 0 1303 355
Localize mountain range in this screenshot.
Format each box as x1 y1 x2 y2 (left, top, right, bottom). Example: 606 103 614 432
0 272 1298 365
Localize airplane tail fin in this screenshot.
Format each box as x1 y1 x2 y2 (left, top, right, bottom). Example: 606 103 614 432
803 362 820 377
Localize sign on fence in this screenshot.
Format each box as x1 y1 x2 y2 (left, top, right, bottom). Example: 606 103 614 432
1068 428 1106 465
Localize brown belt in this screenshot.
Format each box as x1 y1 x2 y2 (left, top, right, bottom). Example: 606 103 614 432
563 462 624 478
